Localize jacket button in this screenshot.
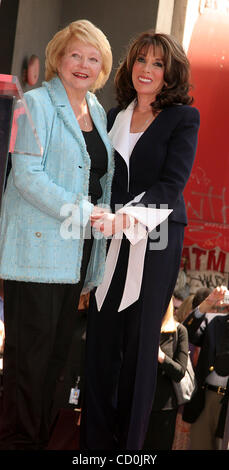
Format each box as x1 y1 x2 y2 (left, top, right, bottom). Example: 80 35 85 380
209 366 214 372
35 232 42 238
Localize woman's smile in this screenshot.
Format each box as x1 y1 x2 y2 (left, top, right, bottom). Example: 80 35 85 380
137 75 153 84
73 72 90 79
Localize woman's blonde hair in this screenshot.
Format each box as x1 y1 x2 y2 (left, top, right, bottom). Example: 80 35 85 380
161 297 178 333
174 294 194 323
45 19 112 91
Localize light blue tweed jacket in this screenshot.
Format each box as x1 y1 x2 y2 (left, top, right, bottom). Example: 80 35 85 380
0 77 114 287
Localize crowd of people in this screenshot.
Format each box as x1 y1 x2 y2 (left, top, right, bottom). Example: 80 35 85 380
174 286 229 450
1 281 228 450
0 18 228 452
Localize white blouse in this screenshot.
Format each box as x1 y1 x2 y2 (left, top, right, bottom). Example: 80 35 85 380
129 132 143 156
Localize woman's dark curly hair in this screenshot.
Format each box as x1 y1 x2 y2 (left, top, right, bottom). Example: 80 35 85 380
114 31 193 111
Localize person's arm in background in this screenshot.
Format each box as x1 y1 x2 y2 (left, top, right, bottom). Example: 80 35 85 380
183 286 228 346
158 325 189 383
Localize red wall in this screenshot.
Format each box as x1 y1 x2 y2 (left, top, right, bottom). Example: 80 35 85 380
183 10 229 252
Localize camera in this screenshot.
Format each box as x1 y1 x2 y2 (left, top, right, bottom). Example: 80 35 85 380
223 291 229 304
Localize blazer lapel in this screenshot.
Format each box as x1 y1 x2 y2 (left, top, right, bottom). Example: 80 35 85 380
44 77 90 161
215 316 227 353
108 100 135 169
44 77 113 172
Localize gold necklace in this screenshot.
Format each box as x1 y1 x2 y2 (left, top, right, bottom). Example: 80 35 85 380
143 116 153 127
81 102 89 129
73 100 89 129
82 113 88 129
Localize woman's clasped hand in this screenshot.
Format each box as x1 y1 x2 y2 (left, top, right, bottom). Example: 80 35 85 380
90 211 131 237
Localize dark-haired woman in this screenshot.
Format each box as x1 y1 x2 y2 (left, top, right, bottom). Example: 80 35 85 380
82 31 200 450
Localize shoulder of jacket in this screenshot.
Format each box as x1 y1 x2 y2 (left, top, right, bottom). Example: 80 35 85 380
87 91 104 110
177 322 188 334
87 91 107 123
24 84 49 99
167 103 199 117
175 104 200 122
176 324 188 346
24 85 52 109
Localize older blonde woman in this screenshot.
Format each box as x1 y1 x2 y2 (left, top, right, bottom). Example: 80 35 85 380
0 20 113 450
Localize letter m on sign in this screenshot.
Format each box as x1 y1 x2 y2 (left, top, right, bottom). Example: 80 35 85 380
207 250 226 274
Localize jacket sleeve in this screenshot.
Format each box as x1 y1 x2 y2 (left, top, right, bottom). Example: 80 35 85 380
160 324 189 382
12 93 93 224
183 309 207 347
132 106 200 209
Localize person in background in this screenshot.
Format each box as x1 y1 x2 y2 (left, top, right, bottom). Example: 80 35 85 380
172 287 211 449
174 294 194 324
173 289 186 316
0 19 113 450
143 298 189 450
82 30 200 450
189 287 212 366
192 287 212 310
183 286 229 450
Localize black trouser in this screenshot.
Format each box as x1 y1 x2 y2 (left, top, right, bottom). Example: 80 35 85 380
81 223 184 450
0 238 92 450
143 409 178 450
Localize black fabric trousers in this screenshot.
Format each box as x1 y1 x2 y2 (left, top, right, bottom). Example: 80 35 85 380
0 237 93 450
81 222 184 450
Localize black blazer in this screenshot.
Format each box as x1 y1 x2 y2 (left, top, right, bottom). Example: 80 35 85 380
108 104 200 224
183 310 229 423
152 323 189 411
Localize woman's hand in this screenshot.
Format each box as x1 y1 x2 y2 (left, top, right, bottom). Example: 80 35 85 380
199 286 229 314
91 212 131 237
158 346 165 363
91 206 107 218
